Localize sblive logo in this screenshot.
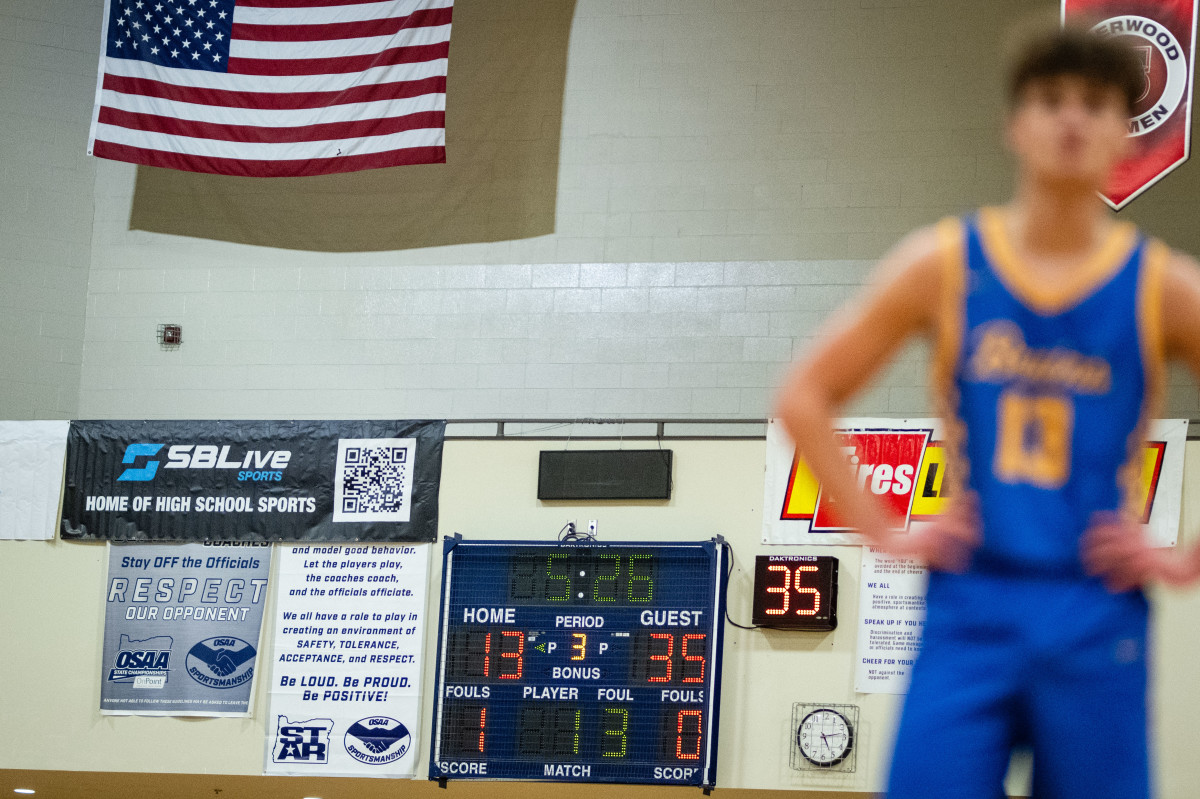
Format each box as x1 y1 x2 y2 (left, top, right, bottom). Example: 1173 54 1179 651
1093 16 1188 136
117 442 293 482
344 717 412 765
185 636 256 689
117 443 164 481
273 716 334 764
108 633 172 688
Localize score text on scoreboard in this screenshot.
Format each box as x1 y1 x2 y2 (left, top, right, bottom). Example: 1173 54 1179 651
429 538 727 788
750 555 838 630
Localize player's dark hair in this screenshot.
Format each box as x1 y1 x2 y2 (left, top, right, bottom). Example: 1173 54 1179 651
1006 21 1144 115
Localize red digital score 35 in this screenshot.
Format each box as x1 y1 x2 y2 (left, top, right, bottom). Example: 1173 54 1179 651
750 555 839 630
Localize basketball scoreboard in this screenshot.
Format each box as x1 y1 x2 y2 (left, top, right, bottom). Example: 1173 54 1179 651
429 538 727 788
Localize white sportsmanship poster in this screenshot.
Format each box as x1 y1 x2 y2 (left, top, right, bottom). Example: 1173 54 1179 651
763 417 1188 548
265 543 429 778
0 420 69 540
854 547 928 694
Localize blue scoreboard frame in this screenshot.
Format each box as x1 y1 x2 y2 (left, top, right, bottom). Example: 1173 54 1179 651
428 537 728 789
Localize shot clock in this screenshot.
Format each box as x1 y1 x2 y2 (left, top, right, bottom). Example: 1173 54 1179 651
429 538 727 788
750 555 838 630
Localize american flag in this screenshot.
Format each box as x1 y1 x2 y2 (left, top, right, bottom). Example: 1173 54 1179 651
88 0 453 177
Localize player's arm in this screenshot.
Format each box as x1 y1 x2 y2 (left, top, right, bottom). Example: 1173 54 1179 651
1085 250 1200 590
775 226 975 564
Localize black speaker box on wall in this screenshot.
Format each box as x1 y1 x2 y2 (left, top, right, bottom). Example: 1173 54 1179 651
537 449 673 500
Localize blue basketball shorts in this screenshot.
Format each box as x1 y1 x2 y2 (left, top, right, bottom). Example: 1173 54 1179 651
886 571 1151 799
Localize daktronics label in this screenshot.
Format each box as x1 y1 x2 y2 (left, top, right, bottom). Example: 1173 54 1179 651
780 430 1168 529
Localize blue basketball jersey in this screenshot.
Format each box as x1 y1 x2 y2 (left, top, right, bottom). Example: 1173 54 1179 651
935 208 1168 575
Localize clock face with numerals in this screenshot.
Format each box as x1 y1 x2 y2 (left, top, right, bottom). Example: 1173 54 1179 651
797 708 853 767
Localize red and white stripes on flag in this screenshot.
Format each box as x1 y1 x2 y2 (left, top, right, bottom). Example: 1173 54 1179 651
88 0 453 177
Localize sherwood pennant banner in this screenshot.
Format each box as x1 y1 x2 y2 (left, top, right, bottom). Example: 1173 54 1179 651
61 420 445 542
763 417 1187 547
1064 0 1198 208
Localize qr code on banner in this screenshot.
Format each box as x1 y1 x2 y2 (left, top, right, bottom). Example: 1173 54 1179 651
333 438 417 523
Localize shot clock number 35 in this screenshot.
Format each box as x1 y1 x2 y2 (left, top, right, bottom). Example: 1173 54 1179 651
429 538 728 788
750 555 839 630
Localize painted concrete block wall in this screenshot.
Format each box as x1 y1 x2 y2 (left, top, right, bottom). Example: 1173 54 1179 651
74 0 1200 419
4 1 1200 420
0 0 99 419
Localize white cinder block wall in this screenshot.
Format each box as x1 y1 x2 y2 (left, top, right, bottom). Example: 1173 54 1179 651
8 1 1200 421
0 0 99 419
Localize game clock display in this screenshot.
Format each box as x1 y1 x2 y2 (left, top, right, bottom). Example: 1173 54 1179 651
429 538 728 788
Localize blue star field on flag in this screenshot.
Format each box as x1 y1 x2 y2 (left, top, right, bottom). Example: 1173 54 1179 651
106 0 235 72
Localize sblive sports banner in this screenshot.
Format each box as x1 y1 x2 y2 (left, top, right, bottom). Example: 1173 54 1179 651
1064 0 1198 208
264 543 428 778
762 418 1188 546
101 541 270 715
60 420 445 542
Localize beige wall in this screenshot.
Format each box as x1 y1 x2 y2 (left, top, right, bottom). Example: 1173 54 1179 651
0 0 97 419
4 437 1200 797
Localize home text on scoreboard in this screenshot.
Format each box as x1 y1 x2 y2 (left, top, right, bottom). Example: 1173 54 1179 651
429 538 727 788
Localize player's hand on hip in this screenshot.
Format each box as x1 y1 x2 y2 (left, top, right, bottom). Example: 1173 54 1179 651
1083 511 1200 591
881 492 980 573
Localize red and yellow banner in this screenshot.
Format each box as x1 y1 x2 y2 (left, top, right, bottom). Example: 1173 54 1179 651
1064 0 1198 208
763 418 1186 546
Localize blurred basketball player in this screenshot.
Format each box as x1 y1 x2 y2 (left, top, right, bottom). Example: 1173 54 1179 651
775 22 1200 799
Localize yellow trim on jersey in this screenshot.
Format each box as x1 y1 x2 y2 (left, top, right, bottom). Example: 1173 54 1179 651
1139 239 1168 394
932 217 965 391
977 206 1139 316
931 217 969 497
1120 239 1169 515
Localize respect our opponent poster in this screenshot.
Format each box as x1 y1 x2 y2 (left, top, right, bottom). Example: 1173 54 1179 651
100 541 270 715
